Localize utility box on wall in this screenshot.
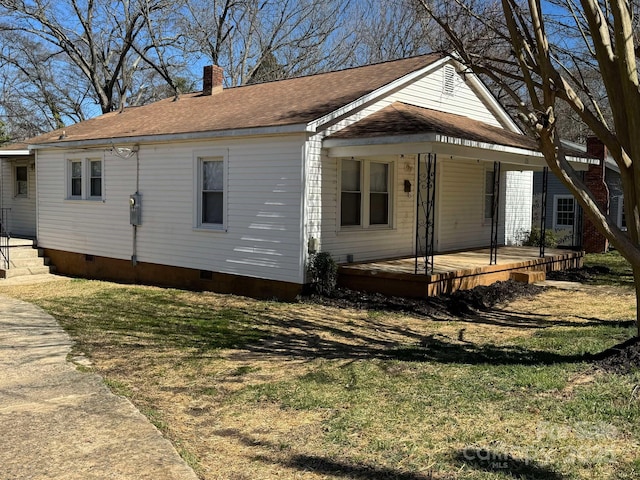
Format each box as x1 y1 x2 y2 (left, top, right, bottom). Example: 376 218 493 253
129 193 142 225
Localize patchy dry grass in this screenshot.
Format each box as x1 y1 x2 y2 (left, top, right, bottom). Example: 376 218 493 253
1 271 640 479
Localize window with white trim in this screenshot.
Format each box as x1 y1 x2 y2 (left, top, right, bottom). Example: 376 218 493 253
553 195 575 228
196 152 227 229
15 165 28 197
340 158 393 229
67 157 104 200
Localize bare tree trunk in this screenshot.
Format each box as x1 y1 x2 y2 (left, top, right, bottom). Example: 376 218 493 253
634 266 640 336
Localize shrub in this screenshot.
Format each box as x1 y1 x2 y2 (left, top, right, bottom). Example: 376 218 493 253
307 252 338 296
520 227 559 248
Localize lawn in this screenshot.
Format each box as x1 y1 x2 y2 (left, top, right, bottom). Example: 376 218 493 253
1 253 640 479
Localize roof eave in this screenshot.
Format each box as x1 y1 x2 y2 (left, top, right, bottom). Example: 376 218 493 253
324 133 597 169
29 123 310 150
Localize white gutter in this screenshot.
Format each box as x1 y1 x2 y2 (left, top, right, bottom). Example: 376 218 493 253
0 149 31 156
324 133 597 166
28 123 309 150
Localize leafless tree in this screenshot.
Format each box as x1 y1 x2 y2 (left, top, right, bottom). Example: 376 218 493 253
179 0 353 86
421 0 640 334
342 0 434 65
0 0 185 121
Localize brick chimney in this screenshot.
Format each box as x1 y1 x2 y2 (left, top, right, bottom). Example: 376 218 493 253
202 65 224 96
582 136 610 253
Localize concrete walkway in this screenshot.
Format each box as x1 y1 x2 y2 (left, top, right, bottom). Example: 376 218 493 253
0 295 199 480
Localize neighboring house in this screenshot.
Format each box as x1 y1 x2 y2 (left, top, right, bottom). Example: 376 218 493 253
532 137 621 252
0 54 595 297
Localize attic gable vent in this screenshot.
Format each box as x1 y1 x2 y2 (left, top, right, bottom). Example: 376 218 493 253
442 65 456 96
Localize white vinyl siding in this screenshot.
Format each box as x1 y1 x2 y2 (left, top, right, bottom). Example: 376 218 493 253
383 61 505 127
320 154 414 263
503 170 533 245
36 135 307 284
437 160 506 252
304 61 517 263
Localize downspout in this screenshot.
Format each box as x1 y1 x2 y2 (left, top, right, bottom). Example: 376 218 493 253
132 147 140 266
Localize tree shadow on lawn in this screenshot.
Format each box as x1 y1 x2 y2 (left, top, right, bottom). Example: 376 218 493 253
234 312 615 366
216 428 436 479
453 448 565 479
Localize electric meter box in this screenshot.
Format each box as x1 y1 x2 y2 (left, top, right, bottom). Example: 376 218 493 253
130 193 142 225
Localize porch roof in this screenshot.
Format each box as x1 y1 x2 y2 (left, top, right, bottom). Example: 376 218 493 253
324 102 597 169
0 142 31 158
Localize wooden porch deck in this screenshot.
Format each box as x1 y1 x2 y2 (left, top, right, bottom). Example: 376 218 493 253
338 247 583 298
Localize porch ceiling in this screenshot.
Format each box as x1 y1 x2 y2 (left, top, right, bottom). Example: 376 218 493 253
324 102 596 171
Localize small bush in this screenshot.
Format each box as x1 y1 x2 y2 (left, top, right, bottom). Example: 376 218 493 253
519 227 559 248
307 252 338 296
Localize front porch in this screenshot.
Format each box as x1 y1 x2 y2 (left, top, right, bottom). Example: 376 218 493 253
338 246 583 298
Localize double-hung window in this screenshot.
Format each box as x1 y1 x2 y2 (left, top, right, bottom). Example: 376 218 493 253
15 165 28 197
195 151 227 230
67 157 104 200
340 158 392 229
553 195 575 228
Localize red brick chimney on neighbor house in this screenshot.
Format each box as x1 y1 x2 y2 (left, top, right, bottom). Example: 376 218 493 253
583 136 610 253
203 65 224 96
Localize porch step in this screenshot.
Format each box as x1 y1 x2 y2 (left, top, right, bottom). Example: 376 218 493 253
0 244 55 279
2 265 55 278
510 270 546 284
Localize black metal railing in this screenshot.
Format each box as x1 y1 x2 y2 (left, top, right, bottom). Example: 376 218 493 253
415 153 437 275
489 161 501 265
0 208 10 270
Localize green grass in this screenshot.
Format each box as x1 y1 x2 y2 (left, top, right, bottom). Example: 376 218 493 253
2 257 639 480
584 251 635 287
27 284 266 354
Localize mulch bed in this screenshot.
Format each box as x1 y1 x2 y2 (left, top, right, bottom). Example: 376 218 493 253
303 280 543 318
593 336 640 374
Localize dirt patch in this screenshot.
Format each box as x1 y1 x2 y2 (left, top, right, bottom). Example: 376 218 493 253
594 336 640 374
302 280 543 318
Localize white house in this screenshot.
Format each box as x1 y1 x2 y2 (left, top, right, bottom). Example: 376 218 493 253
0 54 594 297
